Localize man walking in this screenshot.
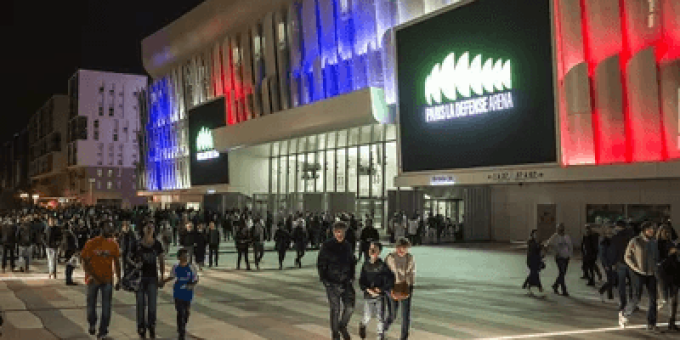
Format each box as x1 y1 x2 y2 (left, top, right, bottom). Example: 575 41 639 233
81 222 122 340
45 216 62 279
317 221 356 340
545 223 573 296
623 221 660 331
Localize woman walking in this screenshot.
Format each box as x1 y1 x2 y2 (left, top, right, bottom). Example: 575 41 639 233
523 230 545 296
384 238 416 340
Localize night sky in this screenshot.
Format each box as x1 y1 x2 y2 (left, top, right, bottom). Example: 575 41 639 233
0 0 204 144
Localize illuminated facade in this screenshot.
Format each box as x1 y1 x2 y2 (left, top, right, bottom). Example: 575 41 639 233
140 0 464 214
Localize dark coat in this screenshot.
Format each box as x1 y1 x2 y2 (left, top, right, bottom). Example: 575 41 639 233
274 228 292 251
317 238 355 285
359 258 395 299
526 239 543 270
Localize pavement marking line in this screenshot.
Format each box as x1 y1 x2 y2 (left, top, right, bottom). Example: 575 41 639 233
475 323 669 340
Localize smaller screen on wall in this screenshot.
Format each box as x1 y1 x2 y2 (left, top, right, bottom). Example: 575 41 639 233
188 97 229 186
396 0 557 172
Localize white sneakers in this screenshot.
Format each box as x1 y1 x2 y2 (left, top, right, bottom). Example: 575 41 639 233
618 311 629 328
658 299 666 311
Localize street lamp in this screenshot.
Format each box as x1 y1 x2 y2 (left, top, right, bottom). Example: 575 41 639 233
89 178 96 206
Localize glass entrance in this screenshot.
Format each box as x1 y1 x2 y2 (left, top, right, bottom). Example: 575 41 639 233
424 198 464 222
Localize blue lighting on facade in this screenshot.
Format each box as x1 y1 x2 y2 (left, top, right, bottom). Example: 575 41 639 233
147 77 181 191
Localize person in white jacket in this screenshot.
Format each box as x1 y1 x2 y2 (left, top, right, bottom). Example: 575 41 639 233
544 223 573 296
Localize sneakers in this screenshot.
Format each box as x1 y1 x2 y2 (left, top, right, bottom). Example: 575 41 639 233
657 299 666 311
618 311 629 328
138 327 146 338
359 322 367 339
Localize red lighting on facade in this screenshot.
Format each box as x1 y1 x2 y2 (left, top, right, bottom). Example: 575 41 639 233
555 0 680 166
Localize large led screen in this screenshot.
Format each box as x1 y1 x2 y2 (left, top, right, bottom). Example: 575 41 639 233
397 0 557 173
189 97 229 186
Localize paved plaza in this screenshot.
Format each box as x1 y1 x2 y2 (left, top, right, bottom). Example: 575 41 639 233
0 242 677 339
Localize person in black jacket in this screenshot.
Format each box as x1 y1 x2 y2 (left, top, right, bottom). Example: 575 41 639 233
582 225 602 286
292 217 307 268
523 230 545 296
181 222 196 264
194 223 208 270
1 218 17 273
118 221 137 277
611 220 637 326
358 241 394 340
235 222 251 270
63 223 80 285
274 224 291 270
317 221 356 340
207 221 221 268
45 216 63 279
358 219 380 263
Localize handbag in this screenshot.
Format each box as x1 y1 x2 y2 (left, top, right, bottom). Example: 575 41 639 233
122 267 142 292
392 282 411 301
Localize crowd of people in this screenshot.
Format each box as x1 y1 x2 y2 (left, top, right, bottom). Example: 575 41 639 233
0 205 421 339
524 220 680 333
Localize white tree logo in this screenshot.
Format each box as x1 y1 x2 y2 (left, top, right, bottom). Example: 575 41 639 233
196 127 214 152
425 52 512 106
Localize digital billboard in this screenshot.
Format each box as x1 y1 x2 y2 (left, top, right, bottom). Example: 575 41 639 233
188 97 229 186
397 0 557 173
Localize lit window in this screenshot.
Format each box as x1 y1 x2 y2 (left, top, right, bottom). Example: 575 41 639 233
96 181 101 189
108 169 113 177
107 181 112 189
97 169 102 177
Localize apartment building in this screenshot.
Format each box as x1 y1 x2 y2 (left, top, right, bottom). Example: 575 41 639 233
65 69 148 208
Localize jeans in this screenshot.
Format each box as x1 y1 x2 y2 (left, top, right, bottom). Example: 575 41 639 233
18 245 32 270
87 282 113 336
385 289 412 339
553 257 569 293
46 248 58 275
174 299 191 337
208 244 219 266
625 273 657 326
598 266 615 299
361 297 386 336
325 282 356 340
2 244 15 270
136 277 158 330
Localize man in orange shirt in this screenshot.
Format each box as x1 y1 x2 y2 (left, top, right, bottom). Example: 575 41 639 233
81 221 122 340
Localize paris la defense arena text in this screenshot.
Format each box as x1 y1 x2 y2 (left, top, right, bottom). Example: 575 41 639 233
424 91 514 122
